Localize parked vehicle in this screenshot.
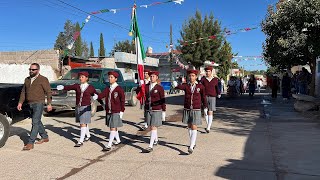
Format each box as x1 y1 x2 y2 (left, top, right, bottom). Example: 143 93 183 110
0 83 31 148
49 67 138 116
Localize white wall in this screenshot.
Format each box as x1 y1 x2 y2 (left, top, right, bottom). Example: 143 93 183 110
0 64 57 84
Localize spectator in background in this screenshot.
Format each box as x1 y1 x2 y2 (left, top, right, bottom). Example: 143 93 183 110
298 67 311 95
282 73 291 100
220 78 225 94
248 74 256 97
257 79 263 93
271 75 279 99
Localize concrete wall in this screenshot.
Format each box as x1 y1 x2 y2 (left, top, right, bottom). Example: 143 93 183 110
0 49 60 70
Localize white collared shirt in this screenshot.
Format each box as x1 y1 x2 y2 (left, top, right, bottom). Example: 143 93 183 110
108 82 118 113
30 74 39 84
80 83 89 92
206 76 214 82
150 82 157 90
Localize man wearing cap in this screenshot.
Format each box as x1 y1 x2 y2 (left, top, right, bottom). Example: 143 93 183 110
200 66 221 133
172 69 207 154
17 63 52 151
97 71 125 151
136 71 166 152
57 71 98 147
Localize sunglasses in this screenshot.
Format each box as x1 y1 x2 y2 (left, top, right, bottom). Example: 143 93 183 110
29 69 38 71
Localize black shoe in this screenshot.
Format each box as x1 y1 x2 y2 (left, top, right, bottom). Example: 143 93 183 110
113 141 121 146
102 146 112 152
205 128 210 133
84 137 91 142
145 147 153 153
188 148 193 154
74 143 83 147
153 141 158 146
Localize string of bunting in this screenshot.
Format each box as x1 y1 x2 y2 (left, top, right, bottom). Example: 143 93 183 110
90 0 184 15
233 55 263 61
179 26 259 47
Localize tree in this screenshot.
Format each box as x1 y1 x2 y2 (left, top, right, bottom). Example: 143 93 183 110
74 22 83 56
109 40 135 56
261 0 320 95
90 42 94 57
82 40 89 58
54 20 75 52
178 11 224 69
99 33 106 57
217 41 233 81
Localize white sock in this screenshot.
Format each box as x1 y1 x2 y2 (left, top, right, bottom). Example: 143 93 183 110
155 131 158 142
108 131 116 147
79 127 87 143
144 123 148 128
188 128 192 138
86 125 91 138
115 130 121 143
190 130 197 149
149 130 157 148
207 115 213 130
205 115 209 126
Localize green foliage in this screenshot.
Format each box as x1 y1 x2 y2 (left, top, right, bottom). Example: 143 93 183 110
74 22 83 56
110 40 136 57
178 11 224 69
217 42 233 81
99 33 106 57
261 0 320 94
90 42 94 57
54 20 75 52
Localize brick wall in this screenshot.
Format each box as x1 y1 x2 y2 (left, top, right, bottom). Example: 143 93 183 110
0 49 60 70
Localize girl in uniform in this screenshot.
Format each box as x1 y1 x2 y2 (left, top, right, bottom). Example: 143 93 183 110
136 71 166 152
97 71 125 151
173 69 207 154
56 71 98 147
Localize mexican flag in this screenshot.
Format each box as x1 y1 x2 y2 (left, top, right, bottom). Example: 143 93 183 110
130 5 146 104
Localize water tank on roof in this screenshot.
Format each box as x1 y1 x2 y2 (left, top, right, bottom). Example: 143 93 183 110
147 47 153 54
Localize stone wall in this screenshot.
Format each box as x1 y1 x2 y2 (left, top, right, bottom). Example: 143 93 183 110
0 49 60 70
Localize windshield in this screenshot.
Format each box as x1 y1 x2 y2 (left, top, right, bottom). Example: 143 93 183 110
62 69 102 82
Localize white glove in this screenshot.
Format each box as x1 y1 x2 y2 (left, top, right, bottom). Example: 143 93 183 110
139 80 144 87
218 94 221 98
204 108 208 116
198 76 202 81
57 85 64 90
162 111 166 121
172 81 178 88
93 94 98 100
120 112 124 119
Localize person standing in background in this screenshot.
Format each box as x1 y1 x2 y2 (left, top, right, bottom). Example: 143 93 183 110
282 73 291 100
18 63 52 151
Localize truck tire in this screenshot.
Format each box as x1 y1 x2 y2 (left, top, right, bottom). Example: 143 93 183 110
0 114 10 148
91 100 98 117
128 90 138 106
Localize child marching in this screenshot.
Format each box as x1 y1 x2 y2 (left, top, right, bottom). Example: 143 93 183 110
173 69 207 154
136 71 166 152
200 66 221 133
97 71 125 151
141 69 151 130
56 71 98 147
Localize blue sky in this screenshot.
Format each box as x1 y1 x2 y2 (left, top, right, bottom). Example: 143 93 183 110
0 0 278 70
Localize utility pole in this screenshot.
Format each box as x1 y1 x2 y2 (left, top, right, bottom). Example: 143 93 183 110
170 24 173 83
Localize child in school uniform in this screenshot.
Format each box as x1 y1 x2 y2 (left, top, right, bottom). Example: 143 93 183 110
97 71 125 151
173 69 207 154
56 71 98 147
136 71 166 152
200 66 221 133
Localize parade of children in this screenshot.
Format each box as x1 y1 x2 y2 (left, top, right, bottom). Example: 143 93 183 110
56 71 98 147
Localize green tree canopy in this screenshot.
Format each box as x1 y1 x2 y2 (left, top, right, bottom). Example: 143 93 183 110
178 11 224 69
109 40 135 56
90 42 94 57
261 0 320 95
74 22 83 56
99 33 106 57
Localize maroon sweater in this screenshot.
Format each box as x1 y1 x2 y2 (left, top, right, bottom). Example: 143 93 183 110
64 84 97 106
200 77 220 97
175 83 207 110
136 83 166 111
98 86 125 113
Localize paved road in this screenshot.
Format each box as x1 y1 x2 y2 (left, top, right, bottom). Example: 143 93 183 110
1 93 319 180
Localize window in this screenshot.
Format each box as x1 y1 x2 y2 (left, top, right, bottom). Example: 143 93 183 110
62 69 102 82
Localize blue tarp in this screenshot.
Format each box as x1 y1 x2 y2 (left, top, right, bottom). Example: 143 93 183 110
161 81 171 91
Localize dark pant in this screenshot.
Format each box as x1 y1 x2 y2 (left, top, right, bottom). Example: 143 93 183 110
28 103 48 144
272 87 278 98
